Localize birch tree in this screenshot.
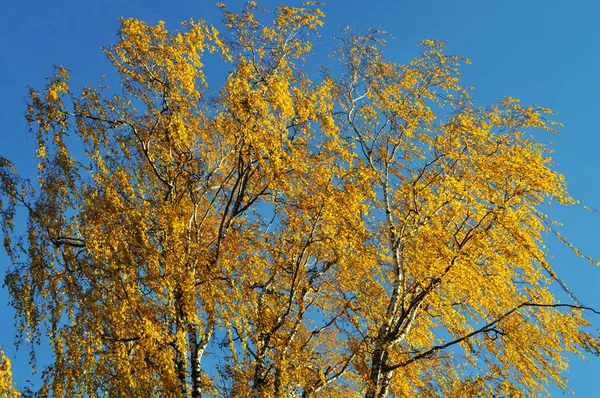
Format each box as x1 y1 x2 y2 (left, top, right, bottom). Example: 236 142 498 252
1 2 598 397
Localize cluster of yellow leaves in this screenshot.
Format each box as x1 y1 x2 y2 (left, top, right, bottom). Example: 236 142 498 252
0 348 20 397
0 2 598 398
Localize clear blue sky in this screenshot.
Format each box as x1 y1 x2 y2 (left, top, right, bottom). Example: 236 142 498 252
1 0 599 395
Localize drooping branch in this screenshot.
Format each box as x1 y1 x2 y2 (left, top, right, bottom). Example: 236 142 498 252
384 302 600 372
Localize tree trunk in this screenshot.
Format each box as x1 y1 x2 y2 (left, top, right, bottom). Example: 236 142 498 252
365 342 390 398
189 326 210 398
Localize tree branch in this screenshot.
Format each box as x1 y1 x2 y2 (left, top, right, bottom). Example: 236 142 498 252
384 302 600 372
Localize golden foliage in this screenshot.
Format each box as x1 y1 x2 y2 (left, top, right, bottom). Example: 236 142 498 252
0 2 598 397
0 348 20 397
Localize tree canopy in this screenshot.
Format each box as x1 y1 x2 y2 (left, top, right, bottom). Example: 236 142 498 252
1 2 599 397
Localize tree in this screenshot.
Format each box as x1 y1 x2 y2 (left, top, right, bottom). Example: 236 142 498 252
1 2 598 397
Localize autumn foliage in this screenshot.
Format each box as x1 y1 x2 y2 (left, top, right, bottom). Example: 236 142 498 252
0 348 21 397
0 2 598 397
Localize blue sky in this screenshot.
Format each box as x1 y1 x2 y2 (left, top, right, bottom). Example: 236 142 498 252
1 0 599 395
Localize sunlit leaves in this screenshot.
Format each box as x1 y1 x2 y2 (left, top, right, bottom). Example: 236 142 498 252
0 2 598 398
0 348 21 397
